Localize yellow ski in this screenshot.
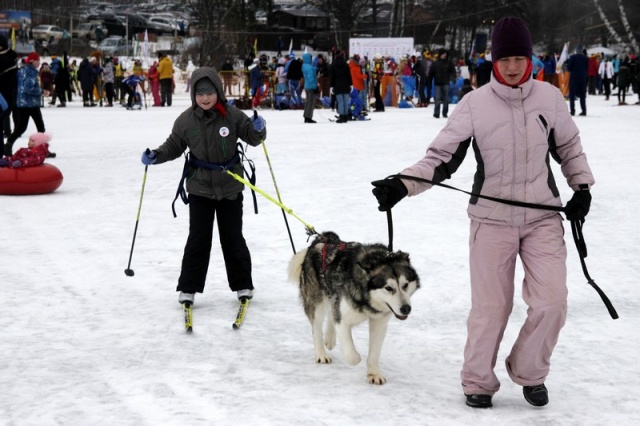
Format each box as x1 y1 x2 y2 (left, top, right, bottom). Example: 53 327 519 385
183 302 193 333
232 298 250 329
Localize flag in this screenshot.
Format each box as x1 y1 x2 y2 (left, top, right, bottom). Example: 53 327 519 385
288 38 293 56
557 42 569 73
468 37 476 61
253 38 257 56
11 27 16 50
143 30 149 63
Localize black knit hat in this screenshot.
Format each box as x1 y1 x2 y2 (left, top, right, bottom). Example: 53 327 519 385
491 17 532 61
195 78 216 95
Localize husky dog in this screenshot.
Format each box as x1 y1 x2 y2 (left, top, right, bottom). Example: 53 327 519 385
288 231 420 385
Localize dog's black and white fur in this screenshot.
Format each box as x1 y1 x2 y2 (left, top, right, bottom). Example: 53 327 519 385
288 231 420 385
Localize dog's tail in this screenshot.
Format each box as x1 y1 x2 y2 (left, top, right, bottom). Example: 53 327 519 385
287 248 308 284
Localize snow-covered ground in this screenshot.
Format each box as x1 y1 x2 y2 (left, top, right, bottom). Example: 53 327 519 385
1 89 638 425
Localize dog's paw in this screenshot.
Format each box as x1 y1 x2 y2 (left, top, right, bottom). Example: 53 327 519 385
367 373 387 385
315 354 332 364
344 351 362 366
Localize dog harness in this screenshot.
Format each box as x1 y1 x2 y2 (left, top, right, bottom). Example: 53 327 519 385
172 143 257 217
321 243 346 273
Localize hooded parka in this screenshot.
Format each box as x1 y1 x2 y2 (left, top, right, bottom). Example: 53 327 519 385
152 67 266 201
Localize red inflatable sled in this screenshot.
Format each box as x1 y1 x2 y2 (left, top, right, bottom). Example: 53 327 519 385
0 163 63 195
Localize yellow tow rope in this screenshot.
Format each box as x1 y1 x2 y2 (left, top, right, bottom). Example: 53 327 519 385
225 170 316 235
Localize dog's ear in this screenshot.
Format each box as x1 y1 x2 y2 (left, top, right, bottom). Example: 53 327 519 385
388 250 410 263
358 250 389 272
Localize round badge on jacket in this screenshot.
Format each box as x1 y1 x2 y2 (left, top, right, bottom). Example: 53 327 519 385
219 127 229 137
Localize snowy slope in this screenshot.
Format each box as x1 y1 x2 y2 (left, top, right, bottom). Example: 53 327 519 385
1 91 638 425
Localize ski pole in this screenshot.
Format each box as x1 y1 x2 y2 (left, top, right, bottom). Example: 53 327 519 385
142 81 147 110
124 151 150 277
255 110 296 253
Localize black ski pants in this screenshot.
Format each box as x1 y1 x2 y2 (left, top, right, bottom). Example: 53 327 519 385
160 78 172 106
177 193 253 295
373 79 384 111
569 79 587 115
4 107 45 148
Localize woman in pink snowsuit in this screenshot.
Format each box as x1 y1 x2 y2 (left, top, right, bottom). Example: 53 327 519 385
0 132 55 168
372 17 594 409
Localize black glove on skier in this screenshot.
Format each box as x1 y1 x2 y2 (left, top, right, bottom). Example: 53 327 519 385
371 178 408 211
564 188 591 221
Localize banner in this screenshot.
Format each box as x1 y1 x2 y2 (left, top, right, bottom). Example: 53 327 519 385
349 38 414 60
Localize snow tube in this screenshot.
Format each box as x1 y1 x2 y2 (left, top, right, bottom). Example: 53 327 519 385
0 163 63 195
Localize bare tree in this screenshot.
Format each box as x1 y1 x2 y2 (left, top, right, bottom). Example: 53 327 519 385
187 0 248 68
617 0 639 52
308 0 371 50
593 0 624 46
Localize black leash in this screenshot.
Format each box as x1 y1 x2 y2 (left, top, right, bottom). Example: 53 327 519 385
570 219 619 319
384 174 618 320
386 210 393 252
391 173 565 212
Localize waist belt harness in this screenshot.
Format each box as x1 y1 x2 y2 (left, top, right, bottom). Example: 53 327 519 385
172 143 257 217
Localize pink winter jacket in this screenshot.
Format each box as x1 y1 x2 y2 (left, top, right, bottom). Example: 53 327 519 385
401 74 595 227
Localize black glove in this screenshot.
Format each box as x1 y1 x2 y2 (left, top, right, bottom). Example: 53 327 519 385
371 178 408 211
564 189 591 221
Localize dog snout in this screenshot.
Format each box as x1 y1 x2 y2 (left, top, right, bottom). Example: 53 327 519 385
400 305 411 316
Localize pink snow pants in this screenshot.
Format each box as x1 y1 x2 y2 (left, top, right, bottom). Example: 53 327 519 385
152 81 161 106
461 215 567 396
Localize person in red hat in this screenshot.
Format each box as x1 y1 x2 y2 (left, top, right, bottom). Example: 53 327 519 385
3 52 46 157
372 16 595 409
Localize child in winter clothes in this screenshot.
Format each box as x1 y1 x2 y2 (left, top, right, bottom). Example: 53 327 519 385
39 62 53 98
0 132 55 168
275 57 287 95
248 58 264 109
147 61 161 106
140 66 266 307
122 74 143 109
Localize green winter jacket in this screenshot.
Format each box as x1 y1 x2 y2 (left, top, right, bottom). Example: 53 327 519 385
153 67 266 200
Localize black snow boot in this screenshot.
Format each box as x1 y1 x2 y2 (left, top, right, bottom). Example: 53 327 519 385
523 384 548 407
465 394 493 408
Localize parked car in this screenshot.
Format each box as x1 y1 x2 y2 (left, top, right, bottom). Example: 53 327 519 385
98 36 129 56
147 16 178 35
84 12 130 38
118 13 148 37
72 22 108 40
31 25 67 42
